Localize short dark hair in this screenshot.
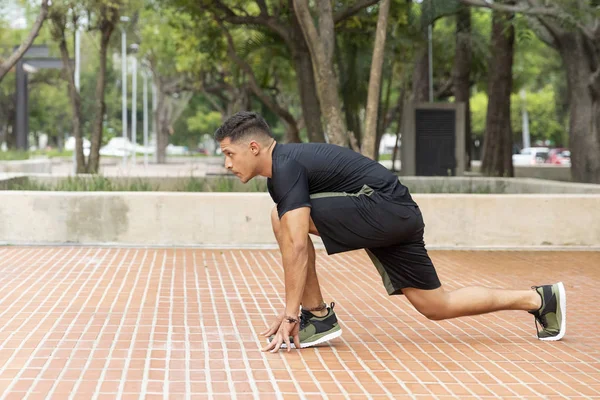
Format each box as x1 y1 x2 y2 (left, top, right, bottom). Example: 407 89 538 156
214 111 273 143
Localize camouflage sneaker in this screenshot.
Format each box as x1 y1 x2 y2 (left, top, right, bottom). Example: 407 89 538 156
529 282 566 341
268 302 342 349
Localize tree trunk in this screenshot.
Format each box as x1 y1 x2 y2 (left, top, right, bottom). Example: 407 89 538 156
52 15 85 173
412 48 430 103
363 0 391 160
559 33 600 183
87 17 116 174
0 0 49 83
375 60 395 161
390 85 406 172
289 2 325 143
155 81 169 164
452 4 472 170
294 0 348 147
481 8 514 177
337 40 362 147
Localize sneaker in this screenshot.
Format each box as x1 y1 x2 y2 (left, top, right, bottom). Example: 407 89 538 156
268 302 342 349
529 282 566 341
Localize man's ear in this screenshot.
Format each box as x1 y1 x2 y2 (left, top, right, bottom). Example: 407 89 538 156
249 140 260 156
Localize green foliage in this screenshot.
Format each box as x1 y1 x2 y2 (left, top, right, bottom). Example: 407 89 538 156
470 84 567 146
6 175 268 192
187 111 222 137
7 175 157 191
0 150 29 161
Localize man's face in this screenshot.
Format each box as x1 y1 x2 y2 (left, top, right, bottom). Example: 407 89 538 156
219 137 259 183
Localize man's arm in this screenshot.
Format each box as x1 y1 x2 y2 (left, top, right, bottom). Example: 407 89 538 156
280 207 311 318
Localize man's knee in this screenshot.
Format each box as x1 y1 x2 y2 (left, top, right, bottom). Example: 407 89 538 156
417 305 447 321
404 287 448 321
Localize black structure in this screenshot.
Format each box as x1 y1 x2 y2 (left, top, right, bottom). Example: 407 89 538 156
14 45 66 150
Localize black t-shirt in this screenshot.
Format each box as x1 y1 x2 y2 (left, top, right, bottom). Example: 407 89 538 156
267 142 415 218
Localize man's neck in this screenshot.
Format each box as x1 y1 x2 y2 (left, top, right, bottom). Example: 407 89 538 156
261 139 277 178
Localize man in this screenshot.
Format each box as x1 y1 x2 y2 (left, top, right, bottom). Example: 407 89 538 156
214 111 566 353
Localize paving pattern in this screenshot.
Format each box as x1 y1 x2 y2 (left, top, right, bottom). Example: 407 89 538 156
0 247 598 399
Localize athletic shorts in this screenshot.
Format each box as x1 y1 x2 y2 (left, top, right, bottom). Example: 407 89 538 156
309 185 441 295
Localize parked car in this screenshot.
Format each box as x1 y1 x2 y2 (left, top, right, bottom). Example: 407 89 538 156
546 148 571 165
512 147 549 166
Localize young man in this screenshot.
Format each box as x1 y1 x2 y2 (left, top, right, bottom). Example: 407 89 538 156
214 111 566 353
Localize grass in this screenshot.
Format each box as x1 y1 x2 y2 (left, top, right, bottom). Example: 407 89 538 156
4 175 269 192
7 176 158 192
0 151 30 161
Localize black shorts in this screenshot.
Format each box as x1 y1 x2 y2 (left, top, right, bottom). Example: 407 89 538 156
309 185 441 295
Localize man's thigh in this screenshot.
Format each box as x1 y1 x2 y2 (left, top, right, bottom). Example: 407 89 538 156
309 194 423 253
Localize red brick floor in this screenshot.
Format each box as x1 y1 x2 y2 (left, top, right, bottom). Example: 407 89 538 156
0 247 598 399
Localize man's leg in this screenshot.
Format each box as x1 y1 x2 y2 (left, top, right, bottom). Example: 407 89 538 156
402 286 542 321
271 207 327 317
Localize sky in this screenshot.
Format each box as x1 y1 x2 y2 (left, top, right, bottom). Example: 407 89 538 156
1 0 28 29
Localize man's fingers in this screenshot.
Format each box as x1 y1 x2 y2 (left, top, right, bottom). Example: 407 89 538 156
284 332 291 353
263 325 279 337
293 332 301 350
261 336 277 352
270 336 283 353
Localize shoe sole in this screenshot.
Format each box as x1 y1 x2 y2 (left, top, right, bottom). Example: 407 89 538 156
268 328 343 349
539 281 566 341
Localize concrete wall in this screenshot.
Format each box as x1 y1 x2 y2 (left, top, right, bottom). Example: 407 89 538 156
398 176 600 194
0 159 52 174
471 163 572 182
1 192 599 248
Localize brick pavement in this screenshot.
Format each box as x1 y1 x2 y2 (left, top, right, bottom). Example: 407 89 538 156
0 247 598 399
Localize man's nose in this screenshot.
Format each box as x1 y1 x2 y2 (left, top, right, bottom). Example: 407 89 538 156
225 159 232 169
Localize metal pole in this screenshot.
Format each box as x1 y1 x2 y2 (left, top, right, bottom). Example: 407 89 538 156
15 59 27 150
143 71 148 168
428 24 433 103
121 28 127 169
152 79 157 164
75 30 81 91
73 29 80 175
520 89 530 149
131 57 137 166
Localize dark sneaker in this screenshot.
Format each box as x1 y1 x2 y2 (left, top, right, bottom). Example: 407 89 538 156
268 302 342 349
529 282 566 341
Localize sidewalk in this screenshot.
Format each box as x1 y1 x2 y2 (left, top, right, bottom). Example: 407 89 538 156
0 247 598 399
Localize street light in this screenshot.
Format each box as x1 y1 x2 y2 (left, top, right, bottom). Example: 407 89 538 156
130 43 139 166
143 69 149 168
120 16 130 169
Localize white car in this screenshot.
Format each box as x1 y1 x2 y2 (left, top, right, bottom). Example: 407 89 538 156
512 147 549 166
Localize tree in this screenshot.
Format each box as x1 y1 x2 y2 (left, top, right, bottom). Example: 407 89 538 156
481 5 515 177
293 0 349 147
0 0 49 83
49 2 85 172
461 0 600 183
219 24 301 143
49 0 122 173
452 4 473 169
362 0 391 159
138 4 225 163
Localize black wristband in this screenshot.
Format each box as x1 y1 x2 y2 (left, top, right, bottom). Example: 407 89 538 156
285 316 298 324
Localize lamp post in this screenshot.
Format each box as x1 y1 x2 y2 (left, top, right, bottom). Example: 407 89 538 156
143 68 149 168
120 16 130 169
73 28 81 174
130 43 139 166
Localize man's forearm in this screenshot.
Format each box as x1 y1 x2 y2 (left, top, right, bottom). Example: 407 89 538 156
282 244 309 317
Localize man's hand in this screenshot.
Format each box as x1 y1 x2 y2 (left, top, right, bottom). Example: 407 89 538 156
261 317 300 353
260 312 285 338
